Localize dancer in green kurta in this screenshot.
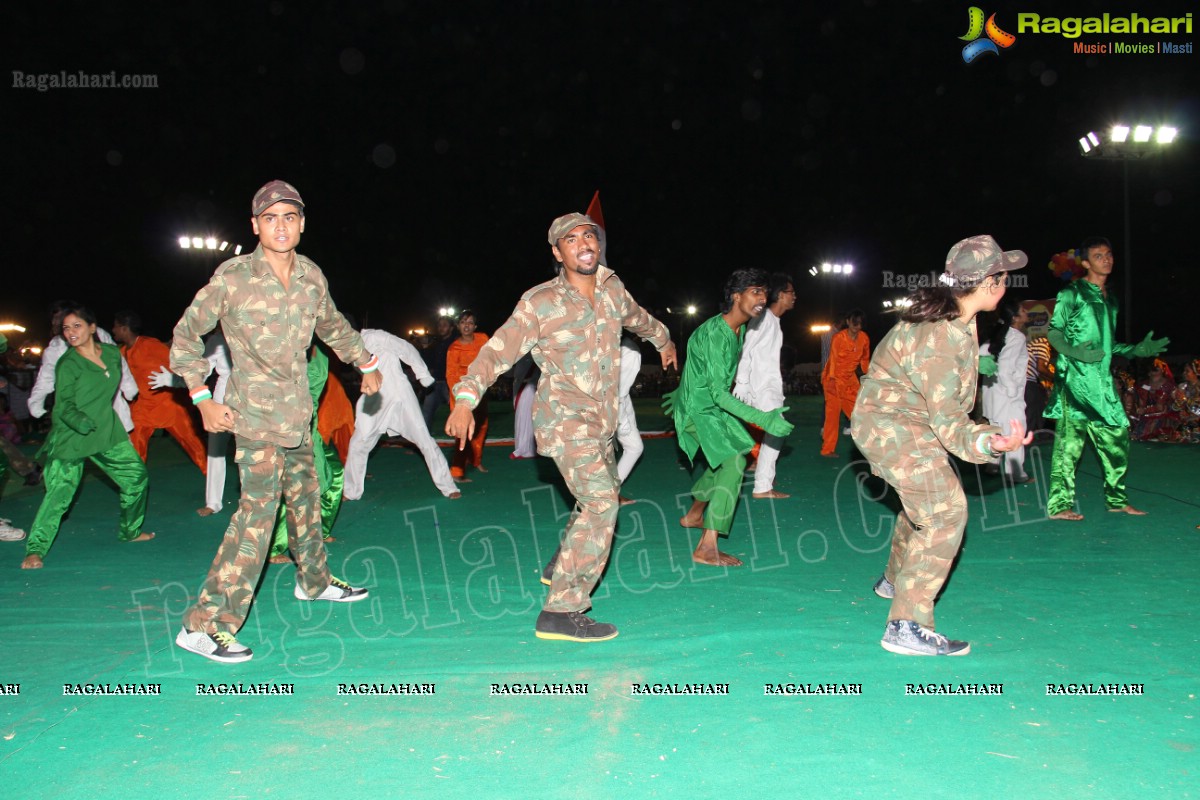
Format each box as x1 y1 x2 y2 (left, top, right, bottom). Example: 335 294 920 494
669 269 794 566
23 304 153 568
268 344 344 562
1044 237 1168 521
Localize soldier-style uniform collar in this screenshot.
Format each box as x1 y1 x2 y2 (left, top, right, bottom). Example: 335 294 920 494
553 264 616 298
247 244 311 281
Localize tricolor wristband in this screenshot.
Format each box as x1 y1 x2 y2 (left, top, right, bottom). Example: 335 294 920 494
190 387 213 405
976 433 994 458
359 355 380 373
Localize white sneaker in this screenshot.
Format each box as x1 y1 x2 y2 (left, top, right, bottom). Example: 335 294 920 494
294 577 369 603
175 626 253 663
0 519 26 541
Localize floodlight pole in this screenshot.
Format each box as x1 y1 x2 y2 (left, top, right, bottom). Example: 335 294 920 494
1122 159 1131 342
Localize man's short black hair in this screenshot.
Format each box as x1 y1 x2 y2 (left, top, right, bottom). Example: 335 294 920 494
721 269 771 313
767 272 794 305
1081 236 1112 260
113 310 143 336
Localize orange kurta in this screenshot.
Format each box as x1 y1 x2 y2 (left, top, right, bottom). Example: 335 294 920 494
121 335 207 472
317 369 355 464
821 328 871 455
447 332 490 476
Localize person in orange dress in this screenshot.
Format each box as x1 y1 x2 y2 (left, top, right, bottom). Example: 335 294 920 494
446 310 489 481
821 309 870 456
316 358 355 465
112 311 207 473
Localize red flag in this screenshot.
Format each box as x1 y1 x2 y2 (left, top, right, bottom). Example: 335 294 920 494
585 190 606 231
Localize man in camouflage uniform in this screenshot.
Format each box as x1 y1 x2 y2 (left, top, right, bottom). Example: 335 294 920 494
170 180 381 664
446 212 676 642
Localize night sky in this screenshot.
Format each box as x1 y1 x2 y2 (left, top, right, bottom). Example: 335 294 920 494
5 1 1198 357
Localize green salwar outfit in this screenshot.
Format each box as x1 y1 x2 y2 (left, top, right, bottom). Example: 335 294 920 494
670 315 762 534
26 344 148 557
1044 280 1134 515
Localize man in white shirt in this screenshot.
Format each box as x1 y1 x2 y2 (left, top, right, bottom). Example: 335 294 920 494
615 336 643 503
733 273 795 499
344 327 460 500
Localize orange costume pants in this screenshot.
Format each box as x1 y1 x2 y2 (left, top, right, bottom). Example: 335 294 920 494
129 404 208 474
821 386 857 456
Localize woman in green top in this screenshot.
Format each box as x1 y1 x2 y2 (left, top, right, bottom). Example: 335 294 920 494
23 305 153 569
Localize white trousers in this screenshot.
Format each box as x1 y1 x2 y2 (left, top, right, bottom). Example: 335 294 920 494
344 393 457 499
615 395 643 484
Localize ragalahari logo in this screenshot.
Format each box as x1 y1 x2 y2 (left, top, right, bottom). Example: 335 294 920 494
959 7 1017 62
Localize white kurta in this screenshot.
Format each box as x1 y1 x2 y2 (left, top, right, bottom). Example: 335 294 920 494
733 309 785 493
616 339 643 483
203 330 233 512
980 327 1028 480
29 328 138 432
513 383 537 458
343 329 457 499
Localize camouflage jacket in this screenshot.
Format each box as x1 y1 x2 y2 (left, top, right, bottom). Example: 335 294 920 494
170 245 373 448
452 265 669 457
853 317 999 471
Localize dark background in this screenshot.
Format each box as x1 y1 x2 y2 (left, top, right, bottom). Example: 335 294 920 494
3 0 1197 359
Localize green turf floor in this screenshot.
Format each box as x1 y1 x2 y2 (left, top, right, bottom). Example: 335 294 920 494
1 396 1197 799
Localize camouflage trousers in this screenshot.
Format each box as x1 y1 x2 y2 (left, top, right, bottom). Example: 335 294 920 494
26 439 148 557
880 453 968 630
270 433 343 558
544 439 620 612
183 433 333 636
1047 413 1129 515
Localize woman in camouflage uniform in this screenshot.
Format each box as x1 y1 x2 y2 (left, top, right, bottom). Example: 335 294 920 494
851 236 1031 656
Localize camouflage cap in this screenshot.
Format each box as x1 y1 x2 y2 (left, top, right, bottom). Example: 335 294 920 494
942 235 1027 287
547 212 601 246
252 180 305 216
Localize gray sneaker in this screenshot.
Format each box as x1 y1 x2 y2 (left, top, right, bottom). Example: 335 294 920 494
873 575 895 599
175 627 253 663
0 518 26 542
294 577 369 602
880 620 970 656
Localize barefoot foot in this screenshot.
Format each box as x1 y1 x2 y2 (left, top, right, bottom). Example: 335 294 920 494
127 532 155 542
692 548 744 567
1049 510 1084 521
692 529 743 566
21 554 43 569
1109 505 1147 515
